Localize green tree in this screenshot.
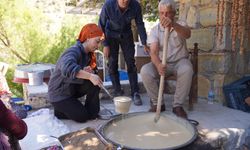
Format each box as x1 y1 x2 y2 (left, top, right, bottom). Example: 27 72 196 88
0 0 54 97
0 0 53 64
82 0 160 21
0 0 158 97
0 0 95 97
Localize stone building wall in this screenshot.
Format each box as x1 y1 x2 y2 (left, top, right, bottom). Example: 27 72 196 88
178 0 250 103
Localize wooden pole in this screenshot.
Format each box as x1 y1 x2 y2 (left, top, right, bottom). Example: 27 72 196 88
154 27 170 122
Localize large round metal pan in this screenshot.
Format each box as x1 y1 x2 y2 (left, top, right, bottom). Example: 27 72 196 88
99 112 197 150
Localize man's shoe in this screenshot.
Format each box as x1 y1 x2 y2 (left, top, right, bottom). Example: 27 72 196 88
132 92 142 106
172 106 187 119
148 104 166 112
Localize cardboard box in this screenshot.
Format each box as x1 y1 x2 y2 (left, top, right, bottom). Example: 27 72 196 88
135 57 151 73
134 43 150 57
134 43 151 73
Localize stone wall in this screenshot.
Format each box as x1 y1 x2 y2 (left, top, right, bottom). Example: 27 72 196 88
178 0 250 103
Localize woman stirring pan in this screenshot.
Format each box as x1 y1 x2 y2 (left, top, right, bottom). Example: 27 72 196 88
48 23 104 123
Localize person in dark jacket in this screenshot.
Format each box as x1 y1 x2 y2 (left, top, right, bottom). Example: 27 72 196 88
99 0 149 106
48 23 104 123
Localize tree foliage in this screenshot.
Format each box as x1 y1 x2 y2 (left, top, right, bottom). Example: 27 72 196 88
0 0 52 64
140 0 159 21
0 0 96 97
0 0 158 97
0 0 54 96
41 17 85 64
76 0 160 21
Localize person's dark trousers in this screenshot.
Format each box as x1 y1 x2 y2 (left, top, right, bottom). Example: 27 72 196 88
108 35 139 96
52 81 100 123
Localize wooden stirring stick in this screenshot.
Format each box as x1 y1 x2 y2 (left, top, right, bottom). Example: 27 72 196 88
154 27 170 123
100 84 113 99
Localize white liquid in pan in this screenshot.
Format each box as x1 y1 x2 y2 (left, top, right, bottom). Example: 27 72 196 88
104 113 194 149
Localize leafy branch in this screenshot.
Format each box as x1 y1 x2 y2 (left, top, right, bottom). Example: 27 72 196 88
0 22 29 63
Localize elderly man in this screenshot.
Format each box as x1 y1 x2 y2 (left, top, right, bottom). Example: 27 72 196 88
99 0 149 106
141 0 193 119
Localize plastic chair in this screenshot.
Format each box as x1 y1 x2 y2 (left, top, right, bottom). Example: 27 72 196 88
95 50 106 81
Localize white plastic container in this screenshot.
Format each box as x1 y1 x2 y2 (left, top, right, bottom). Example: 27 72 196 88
113 96 132 114
28 71 44 86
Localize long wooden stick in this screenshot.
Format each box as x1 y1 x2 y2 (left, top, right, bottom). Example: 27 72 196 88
154 27 170 123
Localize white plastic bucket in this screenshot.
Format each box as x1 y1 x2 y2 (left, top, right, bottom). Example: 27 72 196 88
28 71 44 86
113 96 131 114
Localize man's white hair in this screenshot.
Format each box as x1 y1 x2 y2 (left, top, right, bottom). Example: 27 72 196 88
158 0 176 11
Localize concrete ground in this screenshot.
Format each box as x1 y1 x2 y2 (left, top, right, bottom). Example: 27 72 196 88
24 76 250 149
61 92 250 150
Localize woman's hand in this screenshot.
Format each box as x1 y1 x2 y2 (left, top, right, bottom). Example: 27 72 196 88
89 74 102 87
83 66 94 73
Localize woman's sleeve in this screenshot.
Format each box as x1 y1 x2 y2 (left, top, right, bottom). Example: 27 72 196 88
58 49 82 79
